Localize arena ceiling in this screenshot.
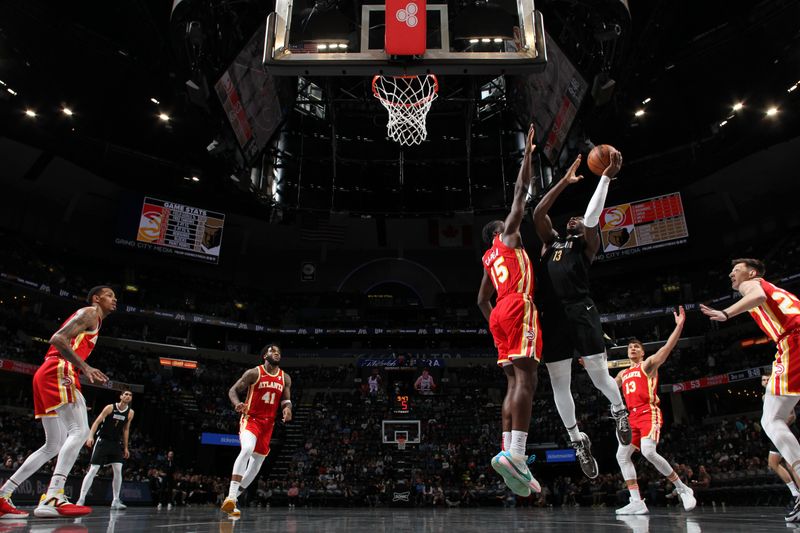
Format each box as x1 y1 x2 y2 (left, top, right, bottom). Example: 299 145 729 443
0 0 798 218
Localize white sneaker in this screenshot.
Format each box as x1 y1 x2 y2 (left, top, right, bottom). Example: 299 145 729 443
616 498 648 515
157 503 162 510
677 486 696 511
167 503 173 510
111 499 127 510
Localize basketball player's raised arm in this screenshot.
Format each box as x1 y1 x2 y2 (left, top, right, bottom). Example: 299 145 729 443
614 373 623 388
281 373 293 423
533 155 583 248
700 280 767 321
48 307 108 384
228 368 260 412
502 124 536 248
86 404 113 448
123 409 134 459
643 306 685 375
477 271 495 322
583 150 622 261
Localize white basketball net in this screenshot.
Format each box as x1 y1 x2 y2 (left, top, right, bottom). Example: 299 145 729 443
372 75 438 146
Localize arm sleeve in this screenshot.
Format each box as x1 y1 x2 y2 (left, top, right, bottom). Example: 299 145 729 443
583 175 611 227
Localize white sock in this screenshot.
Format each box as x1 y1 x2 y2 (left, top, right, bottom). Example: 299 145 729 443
566 424 581 442
510 430 527 459
0 480 18 499
671 477 687 490
788 482 800 497
228 481 240 500
629 486 641 501
47 474 67 497
502 432 511 452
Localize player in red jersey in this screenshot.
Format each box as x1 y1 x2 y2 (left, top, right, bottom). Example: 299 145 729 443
0 286 114 520
221 344 292 517
701 258 800 521
477 124 541 497
614 306 696 514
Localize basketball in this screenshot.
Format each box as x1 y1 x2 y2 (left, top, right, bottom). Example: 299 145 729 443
587 144 616 176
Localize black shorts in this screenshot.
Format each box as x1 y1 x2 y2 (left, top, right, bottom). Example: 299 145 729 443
90 438 124 466
540 297 606 364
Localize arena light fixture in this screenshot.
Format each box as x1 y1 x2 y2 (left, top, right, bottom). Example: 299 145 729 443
0 79 6 86
766 107 779 117
732 102 744 111
7 87 17 96
158 112 170 122
642 97 651 104
150 97 160 104
789 83 797 93
634 109 645 117
24 109 36 117
62 107 74 116
719 120 728 127
191 176 200 182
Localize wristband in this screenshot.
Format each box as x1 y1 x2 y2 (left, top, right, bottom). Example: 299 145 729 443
721 310 729 319
281 400 292 407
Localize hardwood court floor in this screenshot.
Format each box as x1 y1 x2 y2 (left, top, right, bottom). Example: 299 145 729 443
0 505 796 532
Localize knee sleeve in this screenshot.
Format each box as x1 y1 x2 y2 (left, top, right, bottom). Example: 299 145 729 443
640 438 673 476
616 444 637 481
232 431 257 477
546 360 577 429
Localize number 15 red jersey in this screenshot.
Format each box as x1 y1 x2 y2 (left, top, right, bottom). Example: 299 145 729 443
243 365 285 419
482 235 534 301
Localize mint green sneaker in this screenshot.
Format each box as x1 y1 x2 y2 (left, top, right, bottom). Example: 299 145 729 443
492 451 540 496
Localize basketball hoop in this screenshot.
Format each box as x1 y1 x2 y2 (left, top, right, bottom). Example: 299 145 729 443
372 74 438 146
397 436 407 450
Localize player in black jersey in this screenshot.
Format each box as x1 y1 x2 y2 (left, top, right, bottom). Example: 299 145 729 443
77 390 134 509
532 149 630 479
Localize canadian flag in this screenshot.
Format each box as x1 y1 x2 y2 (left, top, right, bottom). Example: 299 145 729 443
385 0 427 55
429 219 473 247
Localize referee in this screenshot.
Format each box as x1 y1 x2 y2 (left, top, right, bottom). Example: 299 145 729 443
77 390 134 509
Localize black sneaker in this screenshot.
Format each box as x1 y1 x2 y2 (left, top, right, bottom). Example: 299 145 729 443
612 407 632 446
786 495 800 522
570 432 599 479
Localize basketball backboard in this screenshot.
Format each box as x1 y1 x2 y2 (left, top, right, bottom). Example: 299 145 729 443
263 0 546 76
382 420 421 445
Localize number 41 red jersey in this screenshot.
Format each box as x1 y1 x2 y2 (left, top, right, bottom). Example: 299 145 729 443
243 366 285 419
482 235 534 301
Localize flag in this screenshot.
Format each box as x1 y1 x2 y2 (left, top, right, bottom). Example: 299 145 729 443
428 219 473 247
299 214 346 244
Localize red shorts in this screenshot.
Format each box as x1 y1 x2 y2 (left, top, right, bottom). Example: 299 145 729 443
768 333 800 396
489 295 542 367
628 404 662 450
33 357 82 419
240 415 276 456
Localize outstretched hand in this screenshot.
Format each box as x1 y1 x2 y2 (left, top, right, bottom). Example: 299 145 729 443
565 155 584 185
674 305 686 326
524 124 536 157
699 304 727 322
603 149 623 178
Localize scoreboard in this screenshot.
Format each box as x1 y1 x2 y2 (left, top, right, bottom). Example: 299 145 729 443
135 197 225 264
599 192 688 260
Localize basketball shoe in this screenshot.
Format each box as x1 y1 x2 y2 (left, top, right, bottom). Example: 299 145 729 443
615 498 648 515
110 499 127 510
611 406 632 446
491 451 540 496
0 497 28 519
788 497 800 523
221 497 241 518
570 432 599 479
676 486 696 511
34 491 91 518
